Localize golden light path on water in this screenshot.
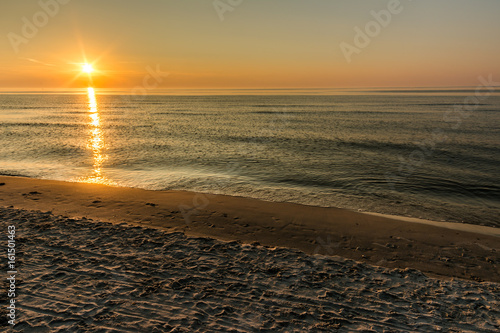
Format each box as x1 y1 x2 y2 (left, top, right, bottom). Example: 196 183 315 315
80 87 114 185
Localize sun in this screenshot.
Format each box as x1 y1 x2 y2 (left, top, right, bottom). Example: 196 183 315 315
82 63 94 74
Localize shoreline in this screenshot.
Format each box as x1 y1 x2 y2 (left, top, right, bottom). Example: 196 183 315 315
1 175 499 283
362 211 500 237
1 174 497 235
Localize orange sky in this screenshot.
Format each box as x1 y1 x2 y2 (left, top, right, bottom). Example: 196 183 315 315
1 0 499 89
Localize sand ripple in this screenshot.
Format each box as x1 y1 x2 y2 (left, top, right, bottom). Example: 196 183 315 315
1 207 499 332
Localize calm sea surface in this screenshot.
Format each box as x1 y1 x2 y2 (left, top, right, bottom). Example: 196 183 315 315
1 89 499 227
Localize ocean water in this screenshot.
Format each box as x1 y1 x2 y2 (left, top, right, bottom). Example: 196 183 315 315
1 89 499 227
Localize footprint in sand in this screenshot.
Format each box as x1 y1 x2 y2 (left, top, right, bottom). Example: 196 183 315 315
89 200 104 208
22 191 42 200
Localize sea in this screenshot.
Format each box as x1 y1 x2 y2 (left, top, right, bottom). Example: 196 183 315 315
1 88 499 227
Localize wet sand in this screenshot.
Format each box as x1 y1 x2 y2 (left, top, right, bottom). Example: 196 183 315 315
1 175 498 283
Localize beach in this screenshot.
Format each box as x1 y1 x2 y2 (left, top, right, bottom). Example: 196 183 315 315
1 92 499 229
1 175 499 331
2 0 500 331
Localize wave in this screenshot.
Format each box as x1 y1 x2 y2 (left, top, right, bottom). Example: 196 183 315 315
0 106 58 110
0 122 82 128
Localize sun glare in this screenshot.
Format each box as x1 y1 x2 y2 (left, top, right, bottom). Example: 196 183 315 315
82 63 94 74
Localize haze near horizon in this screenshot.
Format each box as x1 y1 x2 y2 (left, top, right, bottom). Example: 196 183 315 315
1 0 500 89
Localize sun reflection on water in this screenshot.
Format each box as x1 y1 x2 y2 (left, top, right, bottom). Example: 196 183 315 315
80 87 114 185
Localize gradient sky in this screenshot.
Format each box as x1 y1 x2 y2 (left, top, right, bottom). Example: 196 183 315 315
1 0 499 89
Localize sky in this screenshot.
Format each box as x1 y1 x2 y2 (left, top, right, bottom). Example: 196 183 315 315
1 0 499 89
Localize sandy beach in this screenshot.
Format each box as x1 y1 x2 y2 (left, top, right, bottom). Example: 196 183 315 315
0 206 499 332
1 176 499 331
2 0 500 331
1 176 499 282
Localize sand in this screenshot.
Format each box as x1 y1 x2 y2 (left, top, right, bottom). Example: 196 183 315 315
1 176 499 331
1 176 498 283
1 207 499 332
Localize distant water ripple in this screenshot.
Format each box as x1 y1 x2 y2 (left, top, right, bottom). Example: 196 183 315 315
1 92 499 227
